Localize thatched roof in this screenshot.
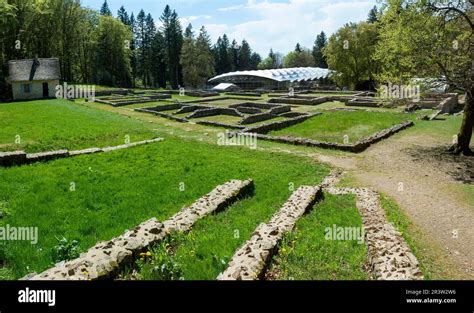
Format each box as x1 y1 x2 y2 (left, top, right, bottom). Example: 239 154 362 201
8 58 60 82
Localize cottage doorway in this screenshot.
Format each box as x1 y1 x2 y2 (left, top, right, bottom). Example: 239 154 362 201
42 82 49 98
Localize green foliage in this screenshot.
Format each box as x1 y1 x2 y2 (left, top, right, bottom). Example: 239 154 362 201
257 57 275 70
324 22 379 89
100 0 112 16
312 31 328 68
137 239 184 280
283 48 315 68
258 49 284 70
51 237 81 264
180 26 215 88
0 200 11 218
160 5 184 89
238 40 252 70
367 5 379 23
375 0 472 88
95 16 133 87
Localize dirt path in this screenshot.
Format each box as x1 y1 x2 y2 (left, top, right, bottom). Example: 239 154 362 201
316 132 474 279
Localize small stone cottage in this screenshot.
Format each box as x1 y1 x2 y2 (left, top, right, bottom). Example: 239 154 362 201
8 58 60 100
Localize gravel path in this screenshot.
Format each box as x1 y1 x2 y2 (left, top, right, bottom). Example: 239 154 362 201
317 134 474 279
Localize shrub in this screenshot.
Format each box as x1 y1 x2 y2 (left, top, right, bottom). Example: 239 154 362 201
51 237 81 264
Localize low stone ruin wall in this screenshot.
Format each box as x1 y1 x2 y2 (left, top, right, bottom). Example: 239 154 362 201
174 105 201 114
268 105 291 115
146 94 172 100
186 107 243 119
95 98 160 107
404 93 459 113
138 103 182 112
268 96 333 106
250 121 414 153
236 107 262 114
217 185 322 280
135 108 189 123
94 90 128 97
195 121 246 130
279 112 307 118
185 90 219 97
0 138 164 167
239 113 276 125
346 98 382 108
229 102 278 110
438 94 460 113
24 179 254 280
268 97 316 105
322 171 423 280
242 113 318 134
183 96 257 104
226 92 262 97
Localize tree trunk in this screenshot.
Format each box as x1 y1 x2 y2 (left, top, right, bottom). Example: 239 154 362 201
451 88 473 155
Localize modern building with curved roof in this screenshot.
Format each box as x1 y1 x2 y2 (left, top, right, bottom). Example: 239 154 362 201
208 67 331 90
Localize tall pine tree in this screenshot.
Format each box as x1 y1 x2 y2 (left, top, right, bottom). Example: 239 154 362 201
312 31 328 68
100 0 111 16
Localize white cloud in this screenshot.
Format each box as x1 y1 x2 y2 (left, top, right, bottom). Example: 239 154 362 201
205 24 231 40
217 4 246 12
179 15 212 29
210 0 376 55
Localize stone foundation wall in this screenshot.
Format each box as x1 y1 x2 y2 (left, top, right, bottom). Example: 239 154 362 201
229 102 278 110
437 94 460 113
0 138 164 167
139 103 182 112
346 98 382 108
24 179 254 280
218 185 322 280
184 90 219 97
239 113 276 125
268 97 316 105
226 92 262 97
183 96 257 104
268 105 291 115
94 90 128 97
235 107 262 114
174 105 199 114
186 108 243 119
251 121 414 152
195 121 245 130
136 109 189 123
279 112 307 118
242 113 319 134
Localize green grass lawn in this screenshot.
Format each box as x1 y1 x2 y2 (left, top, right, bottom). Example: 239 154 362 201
268 110 416 143
269 194 369 280
0 100 329 279
0 100 160 152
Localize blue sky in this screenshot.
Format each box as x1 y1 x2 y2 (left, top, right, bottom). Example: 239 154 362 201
82 0 377 56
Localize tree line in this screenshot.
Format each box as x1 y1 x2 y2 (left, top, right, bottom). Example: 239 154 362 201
0 0 330 95
323 1 472 154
